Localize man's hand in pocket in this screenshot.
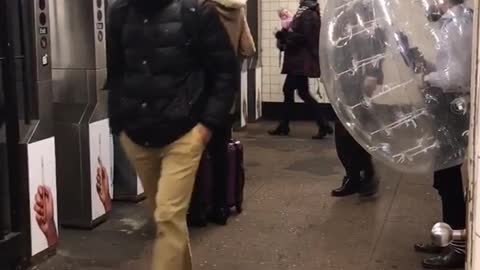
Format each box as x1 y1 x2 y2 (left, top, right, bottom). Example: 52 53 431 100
195 124 212 146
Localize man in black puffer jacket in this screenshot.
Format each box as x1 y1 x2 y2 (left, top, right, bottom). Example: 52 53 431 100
106 0 238 269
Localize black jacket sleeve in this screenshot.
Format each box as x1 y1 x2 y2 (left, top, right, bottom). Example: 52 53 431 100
0 88 5 127
105 1 126 91
365 28 386 84
105 0 128 133
197 4 239 130
303 10 320 54
275 30 288 51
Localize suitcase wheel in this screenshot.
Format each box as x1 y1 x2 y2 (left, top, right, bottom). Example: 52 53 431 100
236 204 243 213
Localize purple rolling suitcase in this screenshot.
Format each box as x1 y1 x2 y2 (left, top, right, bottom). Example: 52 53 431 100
188 152 213 226
226 140 245 213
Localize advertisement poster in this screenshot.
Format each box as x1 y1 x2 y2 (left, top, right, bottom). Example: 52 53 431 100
89 119 113 220
240 70 248 128
28 137 58 256
255 67 262 120
109 133 114 187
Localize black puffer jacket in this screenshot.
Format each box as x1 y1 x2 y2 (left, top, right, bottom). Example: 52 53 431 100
106 0 238 147
0 89 4 127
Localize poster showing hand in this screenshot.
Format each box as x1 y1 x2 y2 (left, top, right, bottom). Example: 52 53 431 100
96 157 112 212
90 119 113 220
33 185 58 247
28 137 58 256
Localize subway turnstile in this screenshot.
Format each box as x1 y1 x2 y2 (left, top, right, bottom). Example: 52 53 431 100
1 0 58 268
49 0 112 229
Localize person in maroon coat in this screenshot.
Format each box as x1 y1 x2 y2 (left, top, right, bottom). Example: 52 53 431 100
269 0 331 139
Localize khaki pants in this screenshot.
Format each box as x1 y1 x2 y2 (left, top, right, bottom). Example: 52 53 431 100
120 127 205 270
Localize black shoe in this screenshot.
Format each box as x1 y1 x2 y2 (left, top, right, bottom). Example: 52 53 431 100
312 129 327 140
208 208 230 226
415 243 445 254
422 249 465 269
358 177 379 197
268 125 290 136
187 214 208 228
331 177 360 197
326 125 333 134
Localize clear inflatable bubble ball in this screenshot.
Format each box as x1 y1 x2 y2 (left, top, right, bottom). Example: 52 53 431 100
320 0 473 173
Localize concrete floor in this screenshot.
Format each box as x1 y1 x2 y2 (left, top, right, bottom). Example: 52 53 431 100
33 122 444 270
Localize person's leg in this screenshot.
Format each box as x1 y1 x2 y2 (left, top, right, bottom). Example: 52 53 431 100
120 132 161 211
332 120 362 197
435 165 466 255
414 167 452 255
434 165 466 229
153 128 205 270
269 75 295 135
334 120 353 171
355 140 378 197
296 77 331 138
422 165 466 269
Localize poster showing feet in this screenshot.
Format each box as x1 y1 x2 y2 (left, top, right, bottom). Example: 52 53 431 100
89 119 113 220
28 137 58 256
240 70 248 128
255 67 262 120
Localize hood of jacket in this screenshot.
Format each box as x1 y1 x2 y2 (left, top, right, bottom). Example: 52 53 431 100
293 0 319 19
211 0 247 9
300 0 319 10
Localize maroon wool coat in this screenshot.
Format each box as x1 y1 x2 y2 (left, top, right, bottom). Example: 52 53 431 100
279 0 321 78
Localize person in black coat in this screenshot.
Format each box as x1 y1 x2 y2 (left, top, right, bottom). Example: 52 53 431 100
106 0 238 269
414 1 472 268
269 0 331 139
330 1 382 197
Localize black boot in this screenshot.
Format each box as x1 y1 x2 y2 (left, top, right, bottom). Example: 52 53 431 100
325 124 333 134
208 208 230 226
358 176 379 197
187 213 208 228
312 124 333 140
268 124 290 136
331 176 360 197
312 129 327 140
422 249 465 269
414 243 445 254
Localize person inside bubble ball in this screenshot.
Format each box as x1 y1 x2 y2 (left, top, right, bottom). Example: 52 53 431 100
268 0 332 139
414 0 473 269
329 1 384 197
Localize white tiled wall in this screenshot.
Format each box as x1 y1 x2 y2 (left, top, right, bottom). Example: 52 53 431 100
260 0 329 104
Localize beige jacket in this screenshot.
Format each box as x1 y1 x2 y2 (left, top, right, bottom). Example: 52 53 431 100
209 0 256 57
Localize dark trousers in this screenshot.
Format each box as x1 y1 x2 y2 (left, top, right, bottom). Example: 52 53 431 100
334 119 374 181
208 119 233 211
433 165 466 230
280 75 328 130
